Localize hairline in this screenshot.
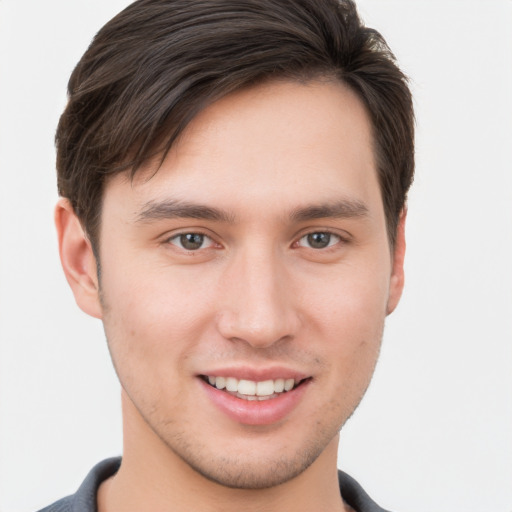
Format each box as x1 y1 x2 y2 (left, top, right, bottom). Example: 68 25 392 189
86 74 399 260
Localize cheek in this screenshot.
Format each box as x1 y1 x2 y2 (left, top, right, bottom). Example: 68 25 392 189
302 264 389 386
98 260 217 396
304 262 390 335
100 248 217 333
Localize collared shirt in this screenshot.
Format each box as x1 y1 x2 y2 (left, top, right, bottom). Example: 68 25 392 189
37 457 392 512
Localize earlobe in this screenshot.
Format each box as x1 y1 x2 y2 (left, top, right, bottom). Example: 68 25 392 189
55 198 103 319
386 208 407 315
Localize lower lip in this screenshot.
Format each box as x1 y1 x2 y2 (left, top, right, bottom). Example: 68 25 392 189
199 378 310 426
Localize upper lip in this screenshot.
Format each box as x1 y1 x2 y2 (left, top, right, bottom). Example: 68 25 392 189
198 366 310 382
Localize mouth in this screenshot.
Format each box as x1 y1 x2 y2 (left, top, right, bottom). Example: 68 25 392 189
200 375 310 401
199 371 312 425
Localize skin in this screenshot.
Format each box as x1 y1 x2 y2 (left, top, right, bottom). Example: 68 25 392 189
56 79 406 512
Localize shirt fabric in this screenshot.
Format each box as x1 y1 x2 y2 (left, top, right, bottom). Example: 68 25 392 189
37 457 391 512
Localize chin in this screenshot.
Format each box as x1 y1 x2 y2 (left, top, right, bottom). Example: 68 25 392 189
180 450 318 490
161 421 341 490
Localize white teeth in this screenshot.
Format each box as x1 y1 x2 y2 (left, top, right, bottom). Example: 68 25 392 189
207 376 300 396
284 378 295 391
256 380 274 396
238 379 256 395
274 378 284 393
226 377 238 392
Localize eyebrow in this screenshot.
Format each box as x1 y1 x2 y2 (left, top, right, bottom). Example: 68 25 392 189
136 198 369 224
289 199 369 222
136 199 235 223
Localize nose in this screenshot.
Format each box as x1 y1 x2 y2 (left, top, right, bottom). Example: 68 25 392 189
216 246 300 349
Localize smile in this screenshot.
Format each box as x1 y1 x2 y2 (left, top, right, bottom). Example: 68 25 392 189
199 373 311 425
202 375 305 401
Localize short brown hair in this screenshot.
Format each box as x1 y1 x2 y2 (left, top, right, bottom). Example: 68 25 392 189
56 0 414 250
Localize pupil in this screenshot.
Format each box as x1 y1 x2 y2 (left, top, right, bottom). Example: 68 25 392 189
181 233 204 250
307 232 330 249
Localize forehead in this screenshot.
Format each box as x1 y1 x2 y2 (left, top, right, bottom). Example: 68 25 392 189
104 79 381 220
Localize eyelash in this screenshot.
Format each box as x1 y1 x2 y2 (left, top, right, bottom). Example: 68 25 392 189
295 231 344 250
167 232 217 251
165 229 348 253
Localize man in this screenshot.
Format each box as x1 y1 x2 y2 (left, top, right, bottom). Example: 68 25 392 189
40 0 414 510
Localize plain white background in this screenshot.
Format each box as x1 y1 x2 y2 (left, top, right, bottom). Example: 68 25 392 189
0 1 511 511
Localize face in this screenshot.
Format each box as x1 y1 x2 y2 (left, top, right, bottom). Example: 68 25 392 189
63 80 405 489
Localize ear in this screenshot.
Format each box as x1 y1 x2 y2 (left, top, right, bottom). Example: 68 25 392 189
386 208 407 315
55 198 103 319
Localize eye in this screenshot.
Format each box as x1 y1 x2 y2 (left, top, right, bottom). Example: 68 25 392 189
297 231 341 249
168 232 215 251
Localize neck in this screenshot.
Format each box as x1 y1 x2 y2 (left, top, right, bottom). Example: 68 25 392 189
98 393 349 512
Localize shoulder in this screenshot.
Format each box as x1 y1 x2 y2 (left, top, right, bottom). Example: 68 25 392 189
35 458 121 512
338 470 393 512
37 495 73 512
